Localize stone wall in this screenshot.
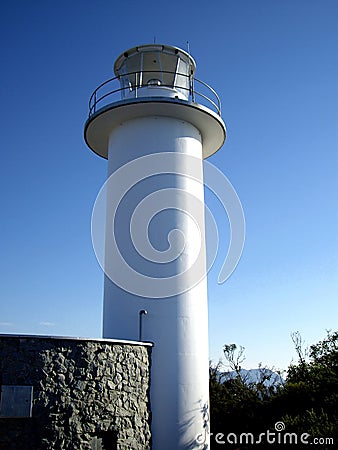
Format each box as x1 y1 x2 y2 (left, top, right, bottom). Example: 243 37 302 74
0 335 152 450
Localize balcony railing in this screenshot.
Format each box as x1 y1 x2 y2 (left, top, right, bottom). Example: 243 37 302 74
88 71 221 118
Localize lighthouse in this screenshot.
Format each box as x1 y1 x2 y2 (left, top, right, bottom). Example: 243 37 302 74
84 44 226 449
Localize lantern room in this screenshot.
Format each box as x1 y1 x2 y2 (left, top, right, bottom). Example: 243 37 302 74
113 44 196 100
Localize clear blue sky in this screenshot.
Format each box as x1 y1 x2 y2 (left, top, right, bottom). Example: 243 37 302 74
1 0 337 371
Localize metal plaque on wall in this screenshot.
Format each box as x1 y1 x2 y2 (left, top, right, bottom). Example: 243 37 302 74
0 385 33 418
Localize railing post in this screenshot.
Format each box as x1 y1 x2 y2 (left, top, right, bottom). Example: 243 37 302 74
93 91 97 114
190 75 195 102
136 72 138 99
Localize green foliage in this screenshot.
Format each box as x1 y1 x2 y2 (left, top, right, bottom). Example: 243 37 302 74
210 362 266 435
209 331 338 449
277 330 338 445
282 408 335 437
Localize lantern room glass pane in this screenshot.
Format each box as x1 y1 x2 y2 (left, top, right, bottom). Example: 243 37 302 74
159 52 178 87
119 53 141 97
141 51 162 86
175 58 190 97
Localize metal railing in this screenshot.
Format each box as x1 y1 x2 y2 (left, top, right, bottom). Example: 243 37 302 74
88 70 221 117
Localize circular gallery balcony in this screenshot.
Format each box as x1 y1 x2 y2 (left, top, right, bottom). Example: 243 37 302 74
87 69 222 118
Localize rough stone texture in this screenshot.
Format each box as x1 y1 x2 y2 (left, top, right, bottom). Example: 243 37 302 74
0 335 152 450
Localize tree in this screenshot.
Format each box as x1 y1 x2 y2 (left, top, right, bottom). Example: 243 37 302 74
276 330 338 446
209 344 281 449
209 331 338 449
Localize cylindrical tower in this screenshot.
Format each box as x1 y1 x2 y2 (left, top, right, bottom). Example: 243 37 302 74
84 44 226 450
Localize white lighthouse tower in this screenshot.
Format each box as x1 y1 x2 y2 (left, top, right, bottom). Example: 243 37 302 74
85 44 226 449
